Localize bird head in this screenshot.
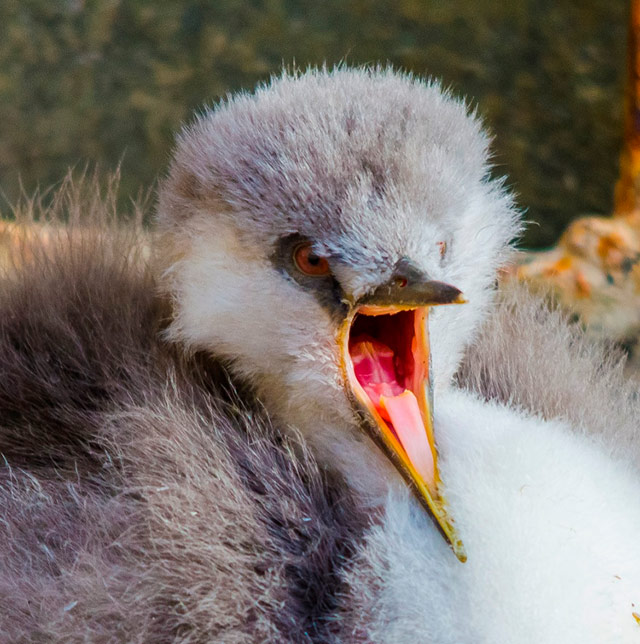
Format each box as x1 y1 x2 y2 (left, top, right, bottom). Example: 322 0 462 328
155 68 519 560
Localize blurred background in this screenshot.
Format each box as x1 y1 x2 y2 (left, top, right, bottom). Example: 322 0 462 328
0 0 629 249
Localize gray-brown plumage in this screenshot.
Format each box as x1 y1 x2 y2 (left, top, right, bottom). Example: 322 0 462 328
0 179 372 643
2 68 640 643
459 283 640 463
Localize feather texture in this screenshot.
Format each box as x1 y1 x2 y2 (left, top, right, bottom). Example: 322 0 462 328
0 176 366 643
2 68 640 644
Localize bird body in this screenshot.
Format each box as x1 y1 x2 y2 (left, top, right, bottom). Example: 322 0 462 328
1 68 640 642
0 211 365 642
356 389 640 643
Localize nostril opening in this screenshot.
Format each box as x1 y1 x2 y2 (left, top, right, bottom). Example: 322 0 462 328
396 277 408 288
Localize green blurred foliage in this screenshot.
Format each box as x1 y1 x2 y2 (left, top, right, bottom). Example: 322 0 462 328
0 0 628 247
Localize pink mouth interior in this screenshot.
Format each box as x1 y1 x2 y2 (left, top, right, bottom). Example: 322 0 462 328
349 310 435 486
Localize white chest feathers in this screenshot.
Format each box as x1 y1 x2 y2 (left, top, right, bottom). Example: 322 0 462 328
352 390 640 644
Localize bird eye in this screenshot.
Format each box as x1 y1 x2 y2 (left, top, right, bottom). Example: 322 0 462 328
293 243 331 276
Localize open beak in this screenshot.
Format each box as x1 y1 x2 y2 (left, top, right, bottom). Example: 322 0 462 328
338 273 467 562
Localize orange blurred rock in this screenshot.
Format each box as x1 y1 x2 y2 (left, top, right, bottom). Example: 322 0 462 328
513 211 640 339
512 0 640 343
0 220 54 268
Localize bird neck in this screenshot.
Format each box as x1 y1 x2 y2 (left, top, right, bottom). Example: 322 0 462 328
254 374 404 509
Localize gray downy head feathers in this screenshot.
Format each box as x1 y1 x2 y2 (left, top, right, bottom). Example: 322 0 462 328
157 65 520 400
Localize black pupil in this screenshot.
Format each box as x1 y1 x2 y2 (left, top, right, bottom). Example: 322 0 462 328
307 252 320 266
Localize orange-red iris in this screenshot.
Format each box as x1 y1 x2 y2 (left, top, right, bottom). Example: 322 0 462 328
294 243 330 276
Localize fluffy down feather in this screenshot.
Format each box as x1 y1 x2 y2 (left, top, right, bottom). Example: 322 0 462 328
458 282 640 463
3 180 640 644
0 177 366 643
2 68 640 643
341 285 640 643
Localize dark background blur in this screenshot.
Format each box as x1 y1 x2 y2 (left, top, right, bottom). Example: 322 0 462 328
0 0 628 248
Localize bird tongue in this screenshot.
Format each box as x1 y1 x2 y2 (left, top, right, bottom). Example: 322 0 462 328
350 336 435 484
350 336 404 412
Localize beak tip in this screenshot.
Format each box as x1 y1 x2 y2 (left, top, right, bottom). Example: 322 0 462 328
452 537 467 562
432 497 467 562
